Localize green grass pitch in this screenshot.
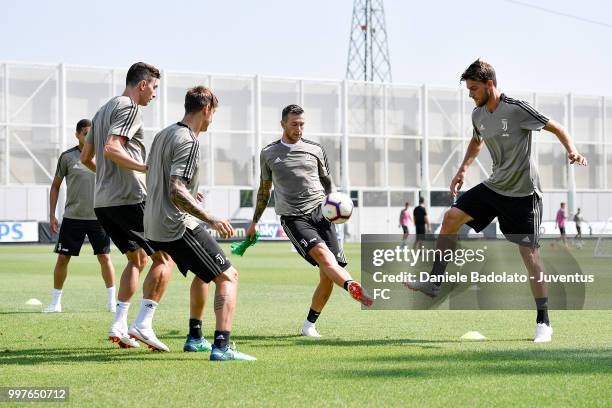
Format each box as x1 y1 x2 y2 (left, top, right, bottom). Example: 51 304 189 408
0 243 610 407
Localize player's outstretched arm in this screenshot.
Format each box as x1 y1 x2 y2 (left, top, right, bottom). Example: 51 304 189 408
450 134 484 196
169 175 233 239
103 135 147 172
247 178 272 239
80 142 97 172
543 120 588 166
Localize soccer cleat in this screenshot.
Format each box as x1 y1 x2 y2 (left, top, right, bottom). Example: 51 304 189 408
404 278 441 298
533 323 553 343
42 303 61 313
128 326 170 352
347 281 374 306
300 323 322 338
183 335 212 352
210 343 257 361
108 326 140 348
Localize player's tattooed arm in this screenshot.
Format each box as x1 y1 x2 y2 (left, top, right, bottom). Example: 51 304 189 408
252 179 273 224
320 174 334 195
170 175 221 225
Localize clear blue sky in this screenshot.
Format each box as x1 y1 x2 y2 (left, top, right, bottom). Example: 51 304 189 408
2 0 611 96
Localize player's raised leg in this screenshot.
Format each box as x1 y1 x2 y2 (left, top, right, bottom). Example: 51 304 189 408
308 243 372 307
405 207 472 297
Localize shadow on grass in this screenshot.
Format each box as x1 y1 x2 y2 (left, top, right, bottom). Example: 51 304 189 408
341 348 612 377
0 311 46 314
0 347 196 365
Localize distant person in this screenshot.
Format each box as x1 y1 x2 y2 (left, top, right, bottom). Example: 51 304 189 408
573 208 583 240
413 196 431 249
556 202 567 246
399 202 411 247
44 119 115 313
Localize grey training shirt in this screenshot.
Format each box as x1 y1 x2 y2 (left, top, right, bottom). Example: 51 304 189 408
144 122 200 242
86 95 147 208
260 138 330 216
472 94 549 197
55 146 97 220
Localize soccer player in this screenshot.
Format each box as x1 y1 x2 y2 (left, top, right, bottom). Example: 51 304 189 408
247 104 373 338
399 202 411 247
413 196 430 250
573 208 583 240
406 59 587 343
81 62 172 349
556 202 567 246
144 86 255 360
43 119 115 313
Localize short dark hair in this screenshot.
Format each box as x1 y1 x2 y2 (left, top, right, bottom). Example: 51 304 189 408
460 59 497 87
126 62 161 87
405 202 410 207
281 104 304 121
184 86 218 114
76 119 91 133
419 196 425 204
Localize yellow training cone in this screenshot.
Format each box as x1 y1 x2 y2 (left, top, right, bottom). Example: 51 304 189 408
25 298 43 306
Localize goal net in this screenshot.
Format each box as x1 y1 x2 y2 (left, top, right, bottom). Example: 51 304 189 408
594 217 612 258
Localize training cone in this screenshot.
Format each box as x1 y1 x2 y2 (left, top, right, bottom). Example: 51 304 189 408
25 298 43 306
461 331 487 341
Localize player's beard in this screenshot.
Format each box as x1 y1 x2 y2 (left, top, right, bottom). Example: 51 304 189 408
476 89 490 107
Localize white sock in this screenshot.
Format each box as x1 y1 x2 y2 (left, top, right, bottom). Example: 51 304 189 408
133 299 158 330
51 288 63 305
303 319 315 328
106 286 116 305
113 301 130 331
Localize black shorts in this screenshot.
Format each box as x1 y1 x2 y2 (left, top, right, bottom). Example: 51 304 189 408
559 227 566 235
94 203 154 255
281 206 348 268
401 225 409 234
453 183 542 248
576 226 581 234
415 225 426 235
54 217 111 256
148 225 231 283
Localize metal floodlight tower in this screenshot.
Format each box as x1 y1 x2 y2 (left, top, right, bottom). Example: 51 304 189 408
346 0 392 82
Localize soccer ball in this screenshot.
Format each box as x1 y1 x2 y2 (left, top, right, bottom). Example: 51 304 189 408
322 192 353 224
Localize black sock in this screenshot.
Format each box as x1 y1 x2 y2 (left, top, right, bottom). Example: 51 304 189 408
214 330 230 349
343 280 353 291
189 319 202 339
535 297 550 325
307 308 321 324
430 235 455 286
430 260 448 287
